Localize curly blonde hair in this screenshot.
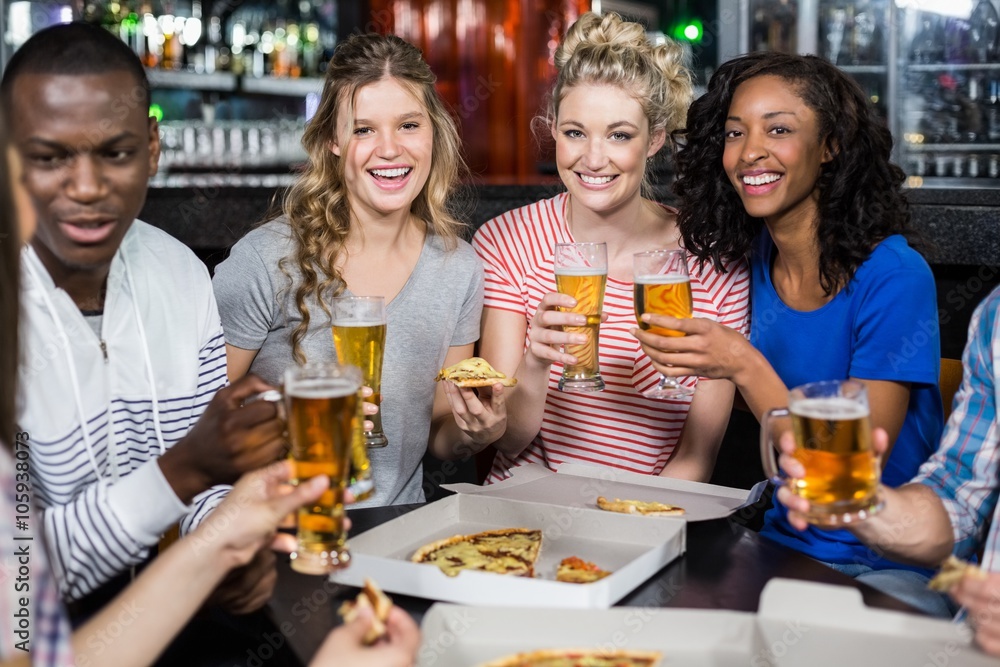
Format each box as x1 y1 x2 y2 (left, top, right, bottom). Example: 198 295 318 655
545 12 693 194
280 33 468 362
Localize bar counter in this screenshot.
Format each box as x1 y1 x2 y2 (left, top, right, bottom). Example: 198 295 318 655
141 183 1000 267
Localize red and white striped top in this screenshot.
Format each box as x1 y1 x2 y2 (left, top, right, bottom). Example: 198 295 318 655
473 193 751 482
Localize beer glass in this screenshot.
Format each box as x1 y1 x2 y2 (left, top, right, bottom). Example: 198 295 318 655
632 249 695 399
760 379 883 527
284 362 361 574
554 242 607 392
332 296 386 501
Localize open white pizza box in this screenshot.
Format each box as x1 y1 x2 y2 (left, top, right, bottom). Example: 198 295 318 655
416 578 991 666
442 462 762 522
329 493 685 609
755 578 988 665
417 603 757 666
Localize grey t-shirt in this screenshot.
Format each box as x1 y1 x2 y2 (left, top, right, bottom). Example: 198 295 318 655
213 218 484 506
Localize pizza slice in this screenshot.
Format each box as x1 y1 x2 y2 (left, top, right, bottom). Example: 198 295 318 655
435 357 518 388
477 648 663 667
556 556 612 584
411 528 542 577
337 578 393 645
596 496 685 517
928 555 986 592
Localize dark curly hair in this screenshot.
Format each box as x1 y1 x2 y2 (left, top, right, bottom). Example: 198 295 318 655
674 52 922 295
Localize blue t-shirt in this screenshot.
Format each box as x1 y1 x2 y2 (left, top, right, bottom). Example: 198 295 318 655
754 230 943 572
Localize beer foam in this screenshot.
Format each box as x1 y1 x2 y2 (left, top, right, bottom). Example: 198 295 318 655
287 378 357 399
554 267 607 276
333 320 384 327
634 275 690 285
792 397 869 420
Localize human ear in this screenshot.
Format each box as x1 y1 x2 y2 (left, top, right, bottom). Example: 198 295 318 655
822 136 838 163
329 139 342 157
148 116 161 177
648 128 667 157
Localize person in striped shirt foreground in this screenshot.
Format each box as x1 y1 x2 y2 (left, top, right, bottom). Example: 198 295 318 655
2 22 289 624
474 12 751 484
0 86 420 666
777 286 1000 655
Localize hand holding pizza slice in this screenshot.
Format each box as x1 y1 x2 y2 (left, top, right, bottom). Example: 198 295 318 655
337 578 394 645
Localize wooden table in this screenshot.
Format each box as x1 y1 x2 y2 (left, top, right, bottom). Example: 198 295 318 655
266 501 923 666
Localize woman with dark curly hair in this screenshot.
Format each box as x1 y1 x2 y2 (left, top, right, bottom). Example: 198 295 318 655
634 52 948 615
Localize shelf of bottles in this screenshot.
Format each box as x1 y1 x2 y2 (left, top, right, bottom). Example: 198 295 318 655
899 1 1000 183
820 1 889 117
82 1 332 186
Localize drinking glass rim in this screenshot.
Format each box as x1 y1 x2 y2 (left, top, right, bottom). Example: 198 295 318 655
633 248 688 259
789 378 868 403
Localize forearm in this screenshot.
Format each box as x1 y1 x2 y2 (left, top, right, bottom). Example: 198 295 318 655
72 535 233 666
849 483 955 567
489 355 550 458
660 380 735 482
427 418 481 461
45 463 187 600
157 442 212 505
731 349 790 424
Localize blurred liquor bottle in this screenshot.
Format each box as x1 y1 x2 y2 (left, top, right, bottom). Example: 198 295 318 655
969 0 999 64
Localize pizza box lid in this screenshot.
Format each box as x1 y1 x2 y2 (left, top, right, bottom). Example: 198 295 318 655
416 578 990 666
417 603 757 666
329 493 685 609
756 578 987 665
442 462 761 522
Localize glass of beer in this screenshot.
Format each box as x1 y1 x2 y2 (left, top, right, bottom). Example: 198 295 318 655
632 249 695 399
760 379 883 527
554 242 607 392
284 362 361 574
332 296 386 501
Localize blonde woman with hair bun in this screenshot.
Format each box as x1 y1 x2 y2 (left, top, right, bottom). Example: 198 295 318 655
474 12 750 483
215 33 507 507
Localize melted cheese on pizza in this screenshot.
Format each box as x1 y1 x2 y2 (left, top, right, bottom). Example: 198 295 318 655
479 649 662 667
436 357 516 386
556 556 611 584
415 530 542 577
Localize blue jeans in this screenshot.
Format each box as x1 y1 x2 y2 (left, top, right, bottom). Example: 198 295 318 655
825 561 959 618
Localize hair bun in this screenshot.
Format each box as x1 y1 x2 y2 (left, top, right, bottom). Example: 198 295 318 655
556 12 649 70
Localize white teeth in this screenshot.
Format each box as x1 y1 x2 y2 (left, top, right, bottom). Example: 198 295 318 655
743 173 781 186
370 167 411 178
580 174 614 185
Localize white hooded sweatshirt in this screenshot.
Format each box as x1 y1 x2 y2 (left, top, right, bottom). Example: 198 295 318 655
18 220 229 601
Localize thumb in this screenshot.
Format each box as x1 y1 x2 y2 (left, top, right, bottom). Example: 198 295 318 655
227 373 279 402
273 474 329 518
872 427 889 458
342 604 375 640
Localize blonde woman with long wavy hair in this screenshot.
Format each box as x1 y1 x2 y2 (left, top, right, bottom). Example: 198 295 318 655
474 12 751 483
214 33 505 507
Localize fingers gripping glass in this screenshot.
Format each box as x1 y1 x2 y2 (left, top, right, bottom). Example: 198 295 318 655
633 249 695 399
760 379 884 527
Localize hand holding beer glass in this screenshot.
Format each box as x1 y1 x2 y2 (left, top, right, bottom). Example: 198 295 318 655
632 249 695 399
760 379 884 527
332 296 386 502
284 362 361 574
554 242 607 393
